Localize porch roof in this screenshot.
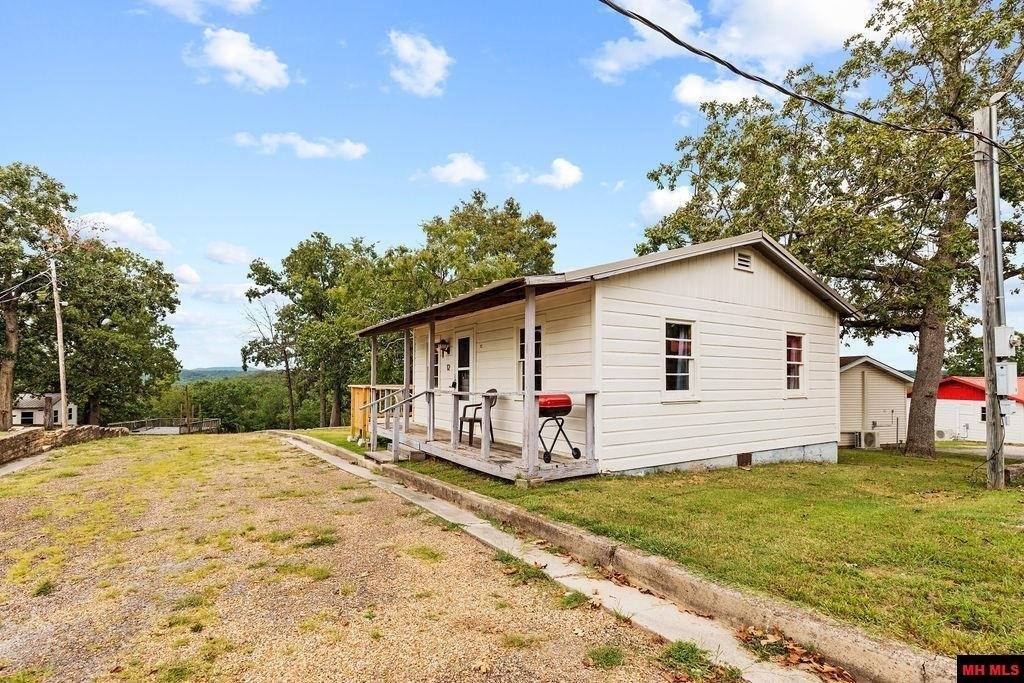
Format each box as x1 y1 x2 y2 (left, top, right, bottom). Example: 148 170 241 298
356 231 859 337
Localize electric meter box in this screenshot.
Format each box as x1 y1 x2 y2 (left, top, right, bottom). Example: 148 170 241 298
995 326 1017 357
995 361 1017 396
1001 399 1018 417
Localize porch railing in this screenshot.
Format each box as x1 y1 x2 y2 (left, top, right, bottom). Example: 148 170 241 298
371 385 597 476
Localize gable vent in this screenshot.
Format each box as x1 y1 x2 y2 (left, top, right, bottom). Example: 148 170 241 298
734 250 754 272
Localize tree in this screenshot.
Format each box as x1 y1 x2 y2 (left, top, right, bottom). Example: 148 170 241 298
0 163 74 430
241 302 297 429
637 0 1022 455
17 239 180 424
246 234 378 427
945 331 1024 375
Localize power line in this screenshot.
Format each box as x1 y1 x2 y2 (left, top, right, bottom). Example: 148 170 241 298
597 0 1023 168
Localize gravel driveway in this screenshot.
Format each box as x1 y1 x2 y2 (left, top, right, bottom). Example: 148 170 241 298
0 434 677 682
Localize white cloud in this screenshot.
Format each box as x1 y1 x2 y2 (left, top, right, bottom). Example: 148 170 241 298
76 211 172 253
601 179 627 192
190 282 249 302
709 0 876 75
233 131 367 160
587 0 701 83
206 241 252 265
504 165 531 184
587 0 876 103
186 27 289 93
174 264 201 284
145 0 260 24
424 153 487 185
673 74 765 105
533 158 583 189
387 30 454 97
640 187 693 221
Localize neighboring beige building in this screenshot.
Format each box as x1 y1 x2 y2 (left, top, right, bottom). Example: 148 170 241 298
359 232 859 480
838 356 913 447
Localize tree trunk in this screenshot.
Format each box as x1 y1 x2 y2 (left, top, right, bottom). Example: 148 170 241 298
330 381 342 427
905 301 947 456
86 396 101 426
283 349 296 430
318 365 326 428
0 302 19 431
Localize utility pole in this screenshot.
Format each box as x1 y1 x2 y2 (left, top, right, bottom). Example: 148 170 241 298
48 258 69 430
973 93 1017 490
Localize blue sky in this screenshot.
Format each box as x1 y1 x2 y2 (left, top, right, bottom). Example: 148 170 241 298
3 0 922 369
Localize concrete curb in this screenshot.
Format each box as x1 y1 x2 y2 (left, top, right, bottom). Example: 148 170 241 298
381 463 956 683
267 431 384 472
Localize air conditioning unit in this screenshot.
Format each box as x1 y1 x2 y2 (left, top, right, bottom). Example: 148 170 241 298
934 429 952 440
861 431 880 449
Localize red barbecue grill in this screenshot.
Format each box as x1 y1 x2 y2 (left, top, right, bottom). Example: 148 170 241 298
538 394 582 464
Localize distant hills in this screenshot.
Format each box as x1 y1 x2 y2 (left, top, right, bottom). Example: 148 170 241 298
178 367 268 383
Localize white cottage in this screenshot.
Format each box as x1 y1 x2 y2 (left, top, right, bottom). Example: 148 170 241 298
838 356 914 447
358 231 857 481
13 393 78 428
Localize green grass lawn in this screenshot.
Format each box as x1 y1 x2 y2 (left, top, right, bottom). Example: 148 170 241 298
403 450 1024 655
294 428 368 455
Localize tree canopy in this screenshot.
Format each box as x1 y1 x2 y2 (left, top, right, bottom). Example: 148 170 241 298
636 0 1023 453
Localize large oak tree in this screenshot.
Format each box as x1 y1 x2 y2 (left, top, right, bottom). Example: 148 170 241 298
638 0 1023 454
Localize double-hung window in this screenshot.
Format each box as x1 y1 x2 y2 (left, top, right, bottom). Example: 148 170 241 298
518 326 542 391
786 334 804 391
665 321 694 394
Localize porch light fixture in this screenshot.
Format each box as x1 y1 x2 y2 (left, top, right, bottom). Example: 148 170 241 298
435 338 451 357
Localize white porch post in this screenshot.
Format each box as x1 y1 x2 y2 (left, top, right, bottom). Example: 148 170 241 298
403 329 412 432
585 391 596 466
426 321 436 441
522 286 538 476
369 335 378 452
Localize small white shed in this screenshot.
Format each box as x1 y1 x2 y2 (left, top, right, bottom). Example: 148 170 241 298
838 356 913 447
13 393 78 428
359 231 858 481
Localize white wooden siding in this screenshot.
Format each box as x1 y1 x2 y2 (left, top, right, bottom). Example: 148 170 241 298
595 248 839 471
839 365 909 445
410 285 593 454
933 398 1024 442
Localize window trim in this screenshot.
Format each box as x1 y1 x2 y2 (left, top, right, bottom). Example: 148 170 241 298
785 332 807 398
662 317 699 402
452 329 474 395
516 323 543 393
981 405 987 422
513 316 545 401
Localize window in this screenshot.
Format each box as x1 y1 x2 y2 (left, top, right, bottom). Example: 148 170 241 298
981 406 987 422
665 322 694 392
52 407 72 423
786 334 804 391
518 326 542 391
19 411 34 426
431 344 440 389
455 335 471 393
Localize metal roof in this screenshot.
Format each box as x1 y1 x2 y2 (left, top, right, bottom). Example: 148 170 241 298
357 231 859 336
839 355 915 385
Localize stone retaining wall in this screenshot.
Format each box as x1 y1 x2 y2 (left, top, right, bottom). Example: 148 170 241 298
0 425 129 465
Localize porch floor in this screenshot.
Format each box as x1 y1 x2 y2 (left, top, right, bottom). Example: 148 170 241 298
371 422 598 481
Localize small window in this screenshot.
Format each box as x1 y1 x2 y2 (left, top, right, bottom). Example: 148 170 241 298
518 326 542 391
786 334 804 391
20 411 34 426
735 250 754 272
431 344 440 389
665 321 694 392
981 406 987 422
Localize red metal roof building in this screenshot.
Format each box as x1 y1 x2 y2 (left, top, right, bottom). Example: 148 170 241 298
933 376 1024 404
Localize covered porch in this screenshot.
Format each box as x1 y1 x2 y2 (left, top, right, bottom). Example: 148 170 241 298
358 281 599 482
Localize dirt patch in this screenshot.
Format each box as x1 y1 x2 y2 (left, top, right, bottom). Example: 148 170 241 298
0 434 675 682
